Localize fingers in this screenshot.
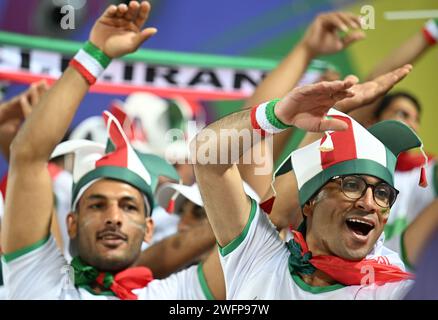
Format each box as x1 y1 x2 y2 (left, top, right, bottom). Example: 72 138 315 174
342 30 366 47
135 27 158 46
321 12 361 33
115 3 128 18
125 1 140 21
376 64 413 88
102 4 117 19
135 1 152 29
19 94 32 118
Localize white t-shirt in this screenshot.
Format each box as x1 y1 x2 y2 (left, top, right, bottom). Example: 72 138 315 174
219 198 413 300
384 162 437 259
1 236 213 300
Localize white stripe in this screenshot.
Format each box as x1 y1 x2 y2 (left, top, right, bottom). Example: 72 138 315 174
425 19 438 41
352 119 387 168
291 139 323 189
74 49 105 80
255 102 284 134
384 10 438 20
104 111 152 186
128 145 152 185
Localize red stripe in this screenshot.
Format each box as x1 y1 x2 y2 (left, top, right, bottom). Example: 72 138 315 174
321 115 356 169
0 69 247 101
69 59 97 85
250 105 266 137
96 114 128 168
422 28 437 45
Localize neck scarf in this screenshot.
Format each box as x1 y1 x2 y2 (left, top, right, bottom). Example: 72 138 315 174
71 257 154 300
287 225 413 286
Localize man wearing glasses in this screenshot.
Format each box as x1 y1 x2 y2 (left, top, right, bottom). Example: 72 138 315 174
192 77 424 299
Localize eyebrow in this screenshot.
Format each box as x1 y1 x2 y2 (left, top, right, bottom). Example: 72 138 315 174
85 194 140 203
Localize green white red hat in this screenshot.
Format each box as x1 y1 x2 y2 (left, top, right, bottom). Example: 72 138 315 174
51 111 180 214
273 108 426 207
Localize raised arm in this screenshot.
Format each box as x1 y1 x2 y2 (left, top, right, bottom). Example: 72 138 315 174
350 19 437 125
243 12 364 163
267 65 413 230
1 1 157 254
0 81 48 160
402 199 438 268
193 78 356 246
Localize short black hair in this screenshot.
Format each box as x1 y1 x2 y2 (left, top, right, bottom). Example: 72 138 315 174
374 91 422 120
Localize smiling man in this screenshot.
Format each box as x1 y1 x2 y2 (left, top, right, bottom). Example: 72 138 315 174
193 78 423 298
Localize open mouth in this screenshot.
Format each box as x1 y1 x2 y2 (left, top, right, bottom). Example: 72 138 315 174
345 218 375 237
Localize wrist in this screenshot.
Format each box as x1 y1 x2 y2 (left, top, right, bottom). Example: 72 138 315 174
422 18 438 46
251 99 293 137
296 40 317 60
69 41 112 85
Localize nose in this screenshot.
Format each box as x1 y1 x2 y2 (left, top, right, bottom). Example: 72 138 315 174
104 202 123 227
354 187 377 213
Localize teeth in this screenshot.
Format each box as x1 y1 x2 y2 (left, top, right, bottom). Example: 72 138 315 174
347 218 373 227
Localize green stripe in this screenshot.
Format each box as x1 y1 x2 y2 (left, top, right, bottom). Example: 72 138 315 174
400 230 414 271
265 99 292 130
2 236 50 263
83 41 111 68
384 216 408 241
197 263 215 300
299 159 393 206
218 198 257 257
0 31 277 70
73 166 154 212
291 273 344 294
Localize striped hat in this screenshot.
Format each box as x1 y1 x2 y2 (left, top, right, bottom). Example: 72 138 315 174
51 111 180 214
275 108 425 207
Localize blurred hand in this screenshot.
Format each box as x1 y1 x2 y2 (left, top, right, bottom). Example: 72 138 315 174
274 76 358 132
335 65 413 113
301 12 365 57
89 1 157 58
0 80 48 160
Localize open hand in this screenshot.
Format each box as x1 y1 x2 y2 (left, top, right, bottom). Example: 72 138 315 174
0 80 48 159
301 12 365 57
274 76 358 132
335 64 413 113
90 1 157 58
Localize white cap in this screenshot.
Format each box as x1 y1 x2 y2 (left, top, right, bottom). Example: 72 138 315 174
157 181 260 214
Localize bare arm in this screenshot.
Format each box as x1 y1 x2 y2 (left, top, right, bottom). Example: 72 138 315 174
201 249 225 300
350 22 434 125
403 199 438 267
0 81 48 161
193 79 356 247
267 65 413 228
244 12 364 163
135 220 215 279
1 1 157 254
238 12 364 199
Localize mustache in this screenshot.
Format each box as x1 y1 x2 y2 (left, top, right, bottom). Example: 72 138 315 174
96 227 128 241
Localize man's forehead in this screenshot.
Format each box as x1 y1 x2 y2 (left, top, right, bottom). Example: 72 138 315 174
81 179 143 200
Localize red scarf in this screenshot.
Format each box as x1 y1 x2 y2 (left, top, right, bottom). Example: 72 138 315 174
289 230 413 286
72 257 154 300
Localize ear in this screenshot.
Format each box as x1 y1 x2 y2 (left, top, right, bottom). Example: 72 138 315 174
143 217 155 243
66 211 78 239
302 200 315 219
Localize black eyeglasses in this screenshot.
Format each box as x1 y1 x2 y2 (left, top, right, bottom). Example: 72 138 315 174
331 175 399 208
